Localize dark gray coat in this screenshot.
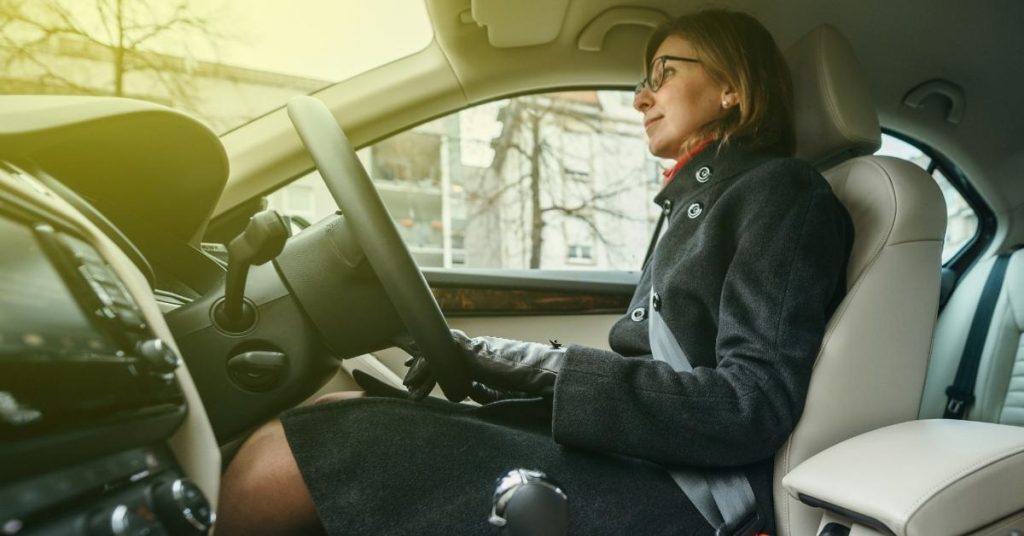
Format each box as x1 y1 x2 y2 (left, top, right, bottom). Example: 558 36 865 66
551 141 853 516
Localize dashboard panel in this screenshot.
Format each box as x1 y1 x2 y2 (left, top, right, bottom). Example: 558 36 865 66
0 98 223 535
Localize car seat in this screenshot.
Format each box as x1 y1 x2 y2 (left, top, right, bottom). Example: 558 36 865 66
921 251 1024 426
773 25 947 536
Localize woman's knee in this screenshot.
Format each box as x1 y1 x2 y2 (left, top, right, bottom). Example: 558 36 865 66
217 419 324 535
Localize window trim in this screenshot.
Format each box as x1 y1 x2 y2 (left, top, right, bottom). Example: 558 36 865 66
881 128 994 275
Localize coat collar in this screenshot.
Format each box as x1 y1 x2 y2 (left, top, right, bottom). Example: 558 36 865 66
653 140 774 206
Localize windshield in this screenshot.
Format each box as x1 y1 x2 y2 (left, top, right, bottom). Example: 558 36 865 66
0 0 434 133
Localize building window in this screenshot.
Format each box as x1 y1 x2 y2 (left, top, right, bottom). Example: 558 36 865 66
567 244 593 263
371 132 442 186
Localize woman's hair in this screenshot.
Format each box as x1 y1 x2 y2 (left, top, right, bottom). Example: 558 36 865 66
644 9 795 156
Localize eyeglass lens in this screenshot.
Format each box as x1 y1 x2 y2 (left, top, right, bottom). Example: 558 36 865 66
649 57 666 92
634 58 657 94
636 57 668 94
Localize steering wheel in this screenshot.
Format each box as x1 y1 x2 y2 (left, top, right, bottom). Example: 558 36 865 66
286 96 470 401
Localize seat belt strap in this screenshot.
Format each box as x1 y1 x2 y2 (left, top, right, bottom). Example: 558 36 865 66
944 253 1011 419
647 286 759 535
668 469 724 527
641 208 667 271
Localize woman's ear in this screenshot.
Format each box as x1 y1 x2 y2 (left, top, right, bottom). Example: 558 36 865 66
720 88 739 109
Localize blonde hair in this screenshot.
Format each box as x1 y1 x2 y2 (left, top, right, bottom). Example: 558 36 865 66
644 9 795 156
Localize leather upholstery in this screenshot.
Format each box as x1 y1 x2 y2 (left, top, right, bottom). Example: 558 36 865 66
774 26 947 536
787 25 881 168
782 420 1024 536
921 251 1024 426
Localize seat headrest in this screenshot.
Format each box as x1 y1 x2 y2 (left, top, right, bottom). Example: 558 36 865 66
785 25 881 168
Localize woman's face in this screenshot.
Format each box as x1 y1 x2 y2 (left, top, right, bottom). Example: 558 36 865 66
633 35 735 159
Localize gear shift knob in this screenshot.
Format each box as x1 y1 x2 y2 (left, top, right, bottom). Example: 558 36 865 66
214 209 289 332
489 469 567 536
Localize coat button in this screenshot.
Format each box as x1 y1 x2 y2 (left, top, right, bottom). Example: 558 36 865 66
695 165 713 183
686 203 703 219
662 199 672 216
630 307 646 321
652 292 662 311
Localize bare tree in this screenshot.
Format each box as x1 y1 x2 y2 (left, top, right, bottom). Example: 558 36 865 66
466 93 648 269
0 0 224 110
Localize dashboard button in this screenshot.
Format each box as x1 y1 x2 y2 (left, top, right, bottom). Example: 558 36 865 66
135 339 179 373
113 307 147 332
151 479 214 535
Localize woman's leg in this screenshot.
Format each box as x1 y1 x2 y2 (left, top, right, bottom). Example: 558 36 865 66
217 391 366 535
216 418 325 536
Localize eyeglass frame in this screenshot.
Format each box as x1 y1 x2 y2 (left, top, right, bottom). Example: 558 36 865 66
634 55 702 95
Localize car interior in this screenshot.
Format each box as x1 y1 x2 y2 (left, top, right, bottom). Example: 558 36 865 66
1 0 1024 535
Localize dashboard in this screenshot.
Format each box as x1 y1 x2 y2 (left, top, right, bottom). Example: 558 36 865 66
0 98 225 536
0 95 419 536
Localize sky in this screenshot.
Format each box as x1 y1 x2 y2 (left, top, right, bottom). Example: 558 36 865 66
54 0 435 82
207 0 434 81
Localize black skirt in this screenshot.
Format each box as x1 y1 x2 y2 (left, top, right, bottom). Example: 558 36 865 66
281 382 715 536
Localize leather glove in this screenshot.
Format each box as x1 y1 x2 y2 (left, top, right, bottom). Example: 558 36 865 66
403 355 528 404
400 330 567 403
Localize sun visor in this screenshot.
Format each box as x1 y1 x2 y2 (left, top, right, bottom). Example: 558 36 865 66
469 0 571 47
0 96 228 245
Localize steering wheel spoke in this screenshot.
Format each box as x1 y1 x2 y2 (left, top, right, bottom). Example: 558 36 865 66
286 96 470 401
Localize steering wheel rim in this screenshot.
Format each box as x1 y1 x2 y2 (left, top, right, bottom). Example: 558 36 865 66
286 96 470 401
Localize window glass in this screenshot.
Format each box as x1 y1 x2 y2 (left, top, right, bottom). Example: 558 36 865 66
875 133 979 263
932 168 979 262
0 0 434 133
268 90 671 270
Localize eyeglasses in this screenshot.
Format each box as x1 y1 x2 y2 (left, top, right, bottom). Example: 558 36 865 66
634 55 701 95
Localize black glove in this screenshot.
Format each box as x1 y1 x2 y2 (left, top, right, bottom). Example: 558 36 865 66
401 330 567 403
404 354 525 404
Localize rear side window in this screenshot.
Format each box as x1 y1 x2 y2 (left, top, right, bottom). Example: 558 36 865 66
875 133 979 264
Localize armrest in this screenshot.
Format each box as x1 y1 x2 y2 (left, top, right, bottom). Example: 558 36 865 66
782 419 1024 536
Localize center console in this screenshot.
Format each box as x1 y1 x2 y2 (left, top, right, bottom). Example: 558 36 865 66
783 419 1024 536
0 168 213 535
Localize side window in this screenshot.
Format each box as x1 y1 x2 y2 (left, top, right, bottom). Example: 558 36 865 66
268 90 670 269
874 133 979 264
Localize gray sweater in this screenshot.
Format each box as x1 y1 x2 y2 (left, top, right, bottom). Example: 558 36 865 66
551 141 852 507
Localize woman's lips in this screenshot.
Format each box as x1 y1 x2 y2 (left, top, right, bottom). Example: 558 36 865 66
645 116 662 129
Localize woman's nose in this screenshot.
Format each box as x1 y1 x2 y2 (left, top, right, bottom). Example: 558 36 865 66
633 88 652 112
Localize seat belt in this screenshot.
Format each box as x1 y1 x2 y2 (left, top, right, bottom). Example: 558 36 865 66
641 206 668 271
648 282 760 535
944 253 1012 419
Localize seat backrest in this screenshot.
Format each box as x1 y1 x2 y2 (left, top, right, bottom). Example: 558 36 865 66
921 250 1024 426
773 26 948 536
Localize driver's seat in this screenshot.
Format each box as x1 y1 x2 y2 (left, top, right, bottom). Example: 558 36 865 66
772 26 947 535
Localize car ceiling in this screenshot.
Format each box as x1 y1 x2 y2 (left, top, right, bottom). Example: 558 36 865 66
221 0 1024 245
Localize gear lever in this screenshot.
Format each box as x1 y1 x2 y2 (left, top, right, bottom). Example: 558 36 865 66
489 469 568 536
213 210 289 332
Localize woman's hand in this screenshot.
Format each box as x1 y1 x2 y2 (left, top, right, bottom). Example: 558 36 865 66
401 330 567 402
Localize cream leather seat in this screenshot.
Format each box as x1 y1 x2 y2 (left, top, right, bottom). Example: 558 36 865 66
773 26 947 536
921 252 1024 425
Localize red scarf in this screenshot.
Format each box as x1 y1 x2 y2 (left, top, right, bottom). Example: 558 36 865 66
662 139 714 187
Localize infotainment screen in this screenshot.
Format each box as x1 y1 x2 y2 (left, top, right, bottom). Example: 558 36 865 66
0 216 117 359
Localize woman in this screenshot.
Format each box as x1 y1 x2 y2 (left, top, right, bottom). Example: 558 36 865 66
218 9 853 535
